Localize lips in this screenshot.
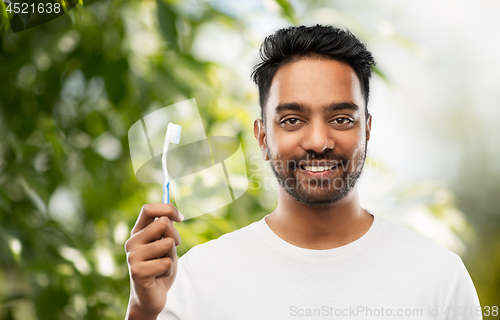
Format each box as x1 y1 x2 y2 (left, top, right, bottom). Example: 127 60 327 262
298 163 340 175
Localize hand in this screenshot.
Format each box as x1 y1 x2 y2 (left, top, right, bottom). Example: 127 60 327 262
125 204 184 320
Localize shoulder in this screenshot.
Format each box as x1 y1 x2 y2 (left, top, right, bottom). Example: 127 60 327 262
377 216 463 268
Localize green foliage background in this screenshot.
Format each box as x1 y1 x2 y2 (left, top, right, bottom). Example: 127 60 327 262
0 0 498 319
0 1 274 318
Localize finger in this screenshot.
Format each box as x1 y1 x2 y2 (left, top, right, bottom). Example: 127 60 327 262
156 242 177 279
125 217 181 254
131 203 183 235
131 256 175 280
138 216 181 245
132 237 177 262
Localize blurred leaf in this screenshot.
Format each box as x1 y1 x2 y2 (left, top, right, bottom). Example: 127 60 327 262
34 285 69 320
372 66 390 84
275 0 297 23
157 0 179 51
0 1 10 33
16 10 31 30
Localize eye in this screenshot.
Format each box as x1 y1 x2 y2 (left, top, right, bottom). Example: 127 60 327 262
281 118 303 126
332 117 353 125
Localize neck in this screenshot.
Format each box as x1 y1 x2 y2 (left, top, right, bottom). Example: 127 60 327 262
266 188 373 250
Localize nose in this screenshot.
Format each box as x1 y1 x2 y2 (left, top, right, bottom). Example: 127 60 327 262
301 121 334 154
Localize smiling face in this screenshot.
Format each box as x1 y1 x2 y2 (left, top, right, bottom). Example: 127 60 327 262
254 58 372 207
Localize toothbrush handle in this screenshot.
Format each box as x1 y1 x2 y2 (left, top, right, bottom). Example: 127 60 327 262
166 181 170 204
161 149 169 204
162 178 170 204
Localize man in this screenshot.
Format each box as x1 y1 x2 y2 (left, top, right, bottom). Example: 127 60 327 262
125 25 482 320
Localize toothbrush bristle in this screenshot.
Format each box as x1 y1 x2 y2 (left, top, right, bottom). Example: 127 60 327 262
166 123 182 144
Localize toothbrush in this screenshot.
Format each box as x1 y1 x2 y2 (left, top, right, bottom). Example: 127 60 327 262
161 122 182 204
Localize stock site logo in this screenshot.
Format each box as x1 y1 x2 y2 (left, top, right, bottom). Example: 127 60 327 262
128 99 249 220
3 0 78 33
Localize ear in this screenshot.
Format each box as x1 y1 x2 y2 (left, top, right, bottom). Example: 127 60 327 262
253 119 269 161
365 113 372 142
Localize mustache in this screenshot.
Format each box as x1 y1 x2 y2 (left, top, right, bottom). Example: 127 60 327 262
279 150 350 170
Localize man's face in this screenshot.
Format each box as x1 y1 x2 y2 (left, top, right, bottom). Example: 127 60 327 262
254 58 372 207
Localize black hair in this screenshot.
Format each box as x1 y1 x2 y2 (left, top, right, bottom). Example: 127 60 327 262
251 25 376 122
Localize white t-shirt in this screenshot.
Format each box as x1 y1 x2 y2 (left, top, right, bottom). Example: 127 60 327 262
159 213 482 320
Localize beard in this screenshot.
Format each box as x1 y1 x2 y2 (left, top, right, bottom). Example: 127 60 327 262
267 141 367 207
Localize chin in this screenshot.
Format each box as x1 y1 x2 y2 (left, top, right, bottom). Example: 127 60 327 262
286 188 351 207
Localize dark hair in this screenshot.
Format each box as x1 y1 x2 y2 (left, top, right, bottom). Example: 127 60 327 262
251 25 376 122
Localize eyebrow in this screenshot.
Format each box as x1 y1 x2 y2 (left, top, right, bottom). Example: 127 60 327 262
275 102 359 114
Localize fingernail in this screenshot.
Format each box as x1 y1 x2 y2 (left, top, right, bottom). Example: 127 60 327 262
179 212 185 221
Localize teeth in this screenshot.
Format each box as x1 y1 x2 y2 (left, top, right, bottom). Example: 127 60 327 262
303 166 335 172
